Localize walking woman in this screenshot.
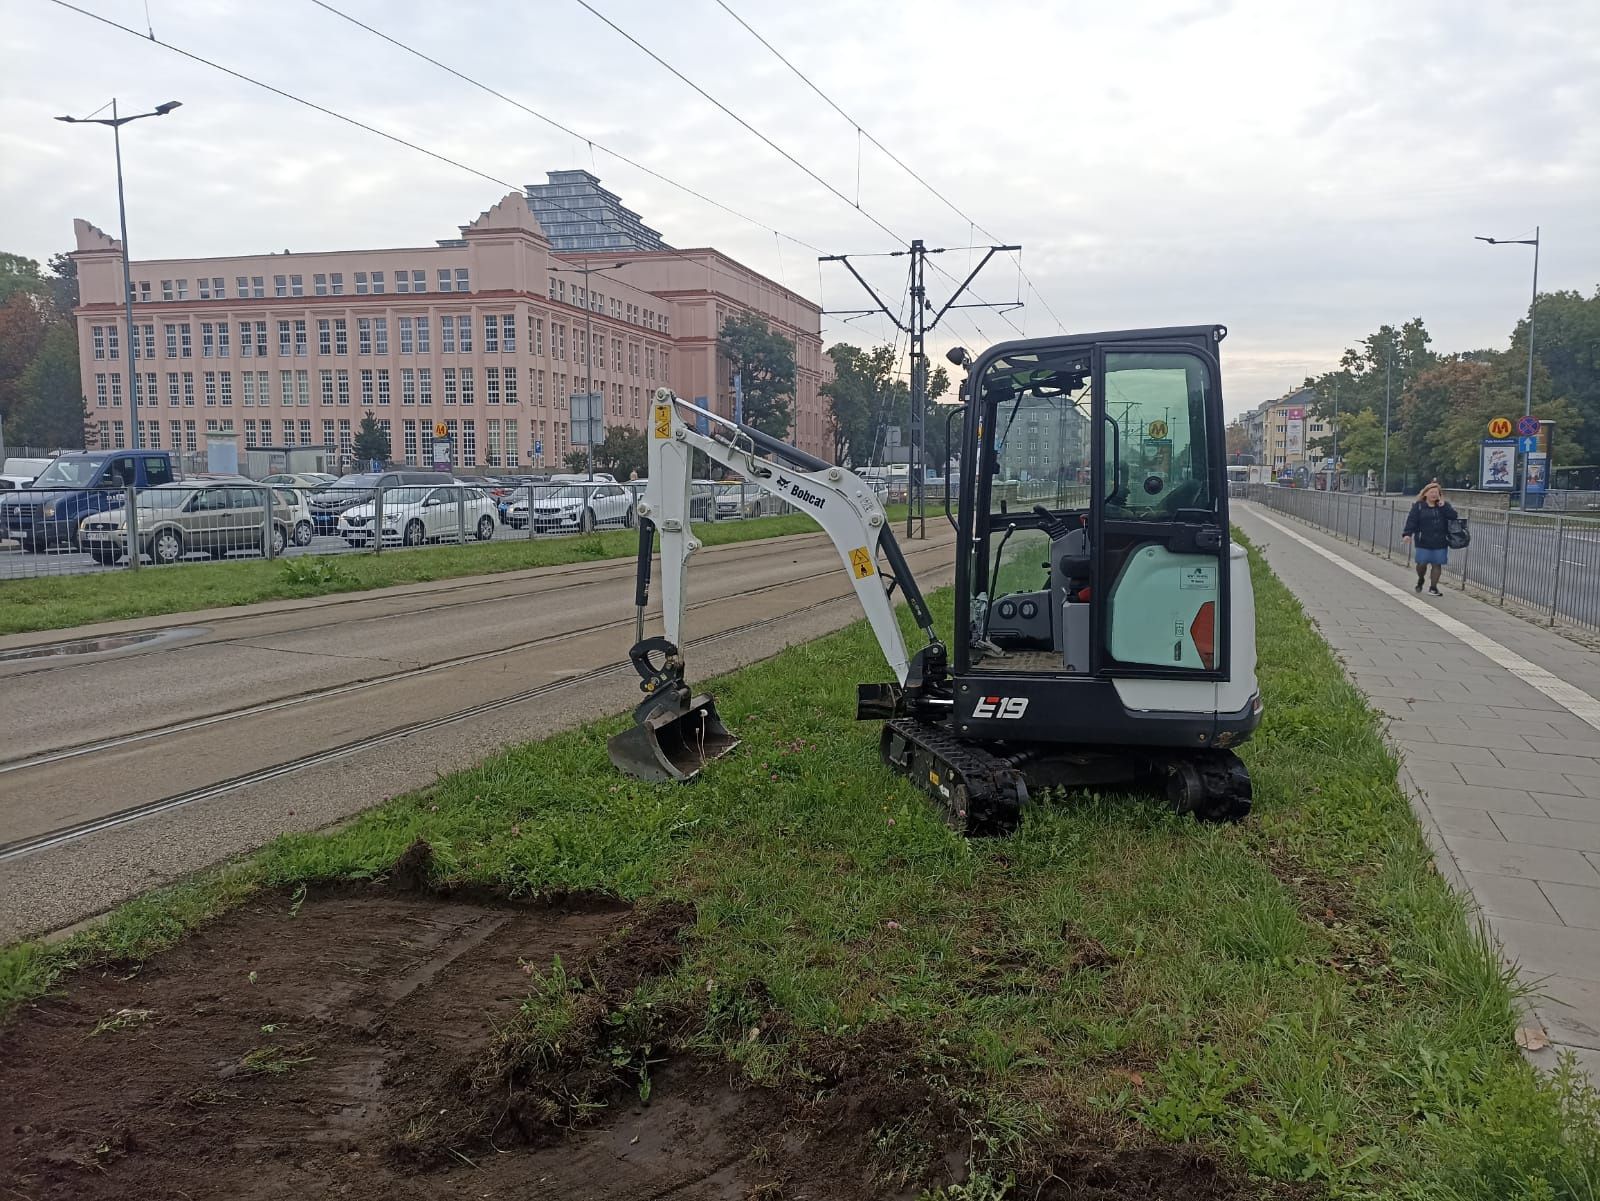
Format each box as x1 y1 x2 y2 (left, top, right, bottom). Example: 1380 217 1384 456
1402 481 1458 595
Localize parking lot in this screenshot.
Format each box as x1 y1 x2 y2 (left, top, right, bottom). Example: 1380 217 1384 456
0 475 793 580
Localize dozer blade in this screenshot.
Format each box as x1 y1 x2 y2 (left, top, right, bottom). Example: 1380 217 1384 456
607 693 740 782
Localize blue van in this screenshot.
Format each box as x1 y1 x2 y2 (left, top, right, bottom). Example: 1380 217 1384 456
0 450 176 553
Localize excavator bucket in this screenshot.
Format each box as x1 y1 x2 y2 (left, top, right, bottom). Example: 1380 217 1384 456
607 693 739 782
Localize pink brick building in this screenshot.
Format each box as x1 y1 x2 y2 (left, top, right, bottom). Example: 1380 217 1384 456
70 192 829 470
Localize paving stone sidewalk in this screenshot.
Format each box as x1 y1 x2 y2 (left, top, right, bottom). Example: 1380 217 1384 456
1236 504 1600 1076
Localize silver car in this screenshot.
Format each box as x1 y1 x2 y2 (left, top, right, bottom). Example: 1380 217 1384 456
78 481 293 565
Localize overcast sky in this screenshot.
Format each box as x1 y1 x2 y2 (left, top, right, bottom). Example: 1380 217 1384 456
3 0 1596 416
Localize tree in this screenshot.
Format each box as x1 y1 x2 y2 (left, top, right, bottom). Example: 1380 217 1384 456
563 426 647 479
1303 317 1436 488
1225 420 1251 459
1510 287 1600 461
8 323 86 449
719 313 795 438
0 292 54 423
46 252 79 318
352 410 390 464
821 343 898 464
0 253 45 304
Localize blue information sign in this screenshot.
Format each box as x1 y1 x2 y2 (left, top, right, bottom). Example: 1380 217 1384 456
534 439 543 457
1518 435 1539 453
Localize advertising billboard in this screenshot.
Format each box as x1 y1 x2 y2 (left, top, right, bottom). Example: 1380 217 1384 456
1480 439 1515 490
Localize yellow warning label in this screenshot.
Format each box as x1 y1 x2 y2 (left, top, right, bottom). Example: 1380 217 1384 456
849 546 876 579
1148 419 1168 440
929 770 940 786
653 404 672 439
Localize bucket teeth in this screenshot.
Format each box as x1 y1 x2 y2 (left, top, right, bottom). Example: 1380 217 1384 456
607 693 739 783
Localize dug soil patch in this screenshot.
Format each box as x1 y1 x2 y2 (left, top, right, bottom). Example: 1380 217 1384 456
3 877 1281 1200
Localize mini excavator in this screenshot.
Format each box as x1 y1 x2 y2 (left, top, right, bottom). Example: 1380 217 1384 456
607 326 1260 834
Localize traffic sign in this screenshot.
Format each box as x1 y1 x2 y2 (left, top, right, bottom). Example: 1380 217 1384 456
1518 435 1539 453
1488 417 1513 439
1147 420 1168 440
433 422 449 438
1516 414 1540 437
533 439 543 457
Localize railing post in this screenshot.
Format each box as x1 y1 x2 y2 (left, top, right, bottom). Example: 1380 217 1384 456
1458 508 1472 590
124 484 139 571
1549 517 1565 626
373 486 383 554
456 486 466 544
263 485 276 560
1499 508 1511 602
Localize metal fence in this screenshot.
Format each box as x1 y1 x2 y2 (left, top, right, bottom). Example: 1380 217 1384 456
1247 484 1600 635
0 475 814 581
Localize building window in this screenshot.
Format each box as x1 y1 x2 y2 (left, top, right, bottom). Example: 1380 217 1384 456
443 367 457 405
358 318 372 355
166 324 179 357
217 322 230 357
339 419 353 460
291 274 304 297
109 374 122 407
458 316 472 353
441 315 456 354
486 366 500 404
204 371 217 406
182 372 196 406
294 320 308 357
299 418 312 445
484 314 499 353
419 368 432 405
243 420 256 448
251 276 266 299
454 268 469 292
220 372 233 405
275 275 288 298
397 271 411 295
321 369 334 405
505 419 518 467
612 337 622 372
461 419 476 466
240 323 254 357
486 418 501 466
282 419 296 443
460 367 475 405
323 418 335 447
360 369 374 406
411 270 426 292
92 326 106 360
534 368 545 405
437 268 453 293
330 272 344 296
371 271 385 295
646 345 655 380
161 279 173 301
95 373 107 406
355 271 369 295
399 317 413 354
416 316 431 353
314 273 328 296
401 367 416 404
337 369 350 405
628 342 639 376
531 316 544 356
501 314 516 353
335 318 348 356
280 370 294 406
404 420 418 462
504 368 518 405
554 324 565 361
374 318 388 355
242 372 255 406
139 324 155 359
279 321 292 355
318 319 331 355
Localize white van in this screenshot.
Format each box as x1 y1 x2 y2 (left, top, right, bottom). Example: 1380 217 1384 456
0 457 53 491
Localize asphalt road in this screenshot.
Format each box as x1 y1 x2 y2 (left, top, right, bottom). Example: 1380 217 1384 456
0 527 955 939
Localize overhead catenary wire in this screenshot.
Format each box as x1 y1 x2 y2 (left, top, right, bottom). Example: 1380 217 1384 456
305 0 825 258
712 0 1066 336
44 0 745 289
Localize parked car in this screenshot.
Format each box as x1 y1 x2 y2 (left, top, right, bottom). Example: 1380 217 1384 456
260 472 336 490
690 480 719 523
306 470 447 534
715 482 768 519
336 484 498 547
0 457 53 492
77 480 292 565
506 483 635 532
0 450 176 552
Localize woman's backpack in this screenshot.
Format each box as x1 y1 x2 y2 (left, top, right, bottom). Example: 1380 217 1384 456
1446 516 1471 549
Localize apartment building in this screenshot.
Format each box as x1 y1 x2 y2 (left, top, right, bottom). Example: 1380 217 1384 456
1256 387 1327 475
70 186 830 469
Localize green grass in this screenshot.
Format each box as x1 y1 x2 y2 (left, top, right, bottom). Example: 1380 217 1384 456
0 512 821 636
5 537 1598 1196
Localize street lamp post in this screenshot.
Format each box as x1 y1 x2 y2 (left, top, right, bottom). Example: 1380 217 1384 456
547 258 632 479
56 99 182 452
1381 344 1392 495
1476 228 1541 510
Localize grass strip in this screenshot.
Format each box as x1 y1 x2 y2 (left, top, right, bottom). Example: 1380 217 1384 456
5 537 1598 1197
0 511 821 636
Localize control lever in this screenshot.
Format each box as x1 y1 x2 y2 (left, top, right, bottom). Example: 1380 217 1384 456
1031 504 1074 541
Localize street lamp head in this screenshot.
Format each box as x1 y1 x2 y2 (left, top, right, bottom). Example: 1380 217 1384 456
55 115 79 123
1474 236 1497 244
154 100 182 115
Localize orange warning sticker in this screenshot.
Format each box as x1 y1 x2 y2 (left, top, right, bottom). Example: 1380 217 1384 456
849 546 876 578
